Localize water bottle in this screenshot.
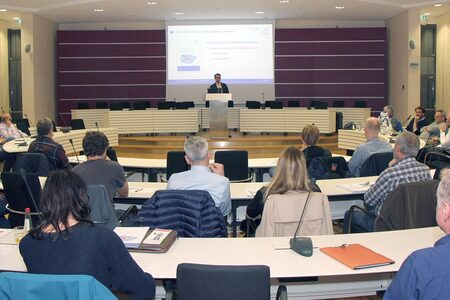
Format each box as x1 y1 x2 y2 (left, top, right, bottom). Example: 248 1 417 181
24 207 32 232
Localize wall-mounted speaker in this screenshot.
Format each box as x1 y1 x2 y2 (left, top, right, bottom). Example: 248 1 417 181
409 39 416 50
24 43 31 53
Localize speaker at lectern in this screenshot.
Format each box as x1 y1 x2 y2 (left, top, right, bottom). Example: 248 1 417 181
205 93 232 139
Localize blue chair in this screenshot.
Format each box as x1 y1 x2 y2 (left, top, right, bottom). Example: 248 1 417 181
0 272 116 300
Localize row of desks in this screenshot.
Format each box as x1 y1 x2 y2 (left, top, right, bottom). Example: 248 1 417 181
0 226 443 299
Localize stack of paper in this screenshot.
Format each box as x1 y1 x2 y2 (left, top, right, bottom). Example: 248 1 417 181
336 183 372 193
114 227 149 248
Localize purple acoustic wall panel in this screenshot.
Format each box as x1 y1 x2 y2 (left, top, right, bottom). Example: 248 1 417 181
275 28 386 111
57 30 166 125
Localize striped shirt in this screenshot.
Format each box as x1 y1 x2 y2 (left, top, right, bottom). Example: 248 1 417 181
364 157 431 215
348 138 393 177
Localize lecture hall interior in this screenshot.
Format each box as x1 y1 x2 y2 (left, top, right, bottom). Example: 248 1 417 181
0 0 449 299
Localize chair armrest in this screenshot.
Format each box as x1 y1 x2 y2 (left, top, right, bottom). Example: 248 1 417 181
424 150 450 164
276 285 287 300
118 205 138 224
230 175 253 183
345 205 377 234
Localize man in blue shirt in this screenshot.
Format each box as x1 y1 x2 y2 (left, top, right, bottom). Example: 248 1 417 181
384 169 450 299
348 117 393 177
167 136 231 216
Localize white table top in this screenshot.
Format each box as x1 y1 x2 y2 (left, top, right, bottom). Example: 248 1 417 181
0 227 442 279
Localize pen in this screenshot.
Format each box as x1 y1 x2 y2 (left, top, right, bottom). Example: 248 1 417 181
134 188 143 192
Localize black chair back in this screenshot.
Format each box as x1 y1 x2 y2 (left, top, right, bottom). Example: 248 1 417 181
311 100 328 109
16 120 31 136
13 153 53 176
133 102 150 110
51 120 57 132
355 100 367 108
158 101 176 110
228 100 234 108
333 100 345 107
95 102 109 109
246 101 261 109
205 101 210 108
1 172 42 228
77 102 90 109
70 119 85 130
109 103 123 111
214 150 252 182
176 264 270 300
288 100 300 107
175 102 190 110
359 152 393 177
120 101 131 109
164 151 189 181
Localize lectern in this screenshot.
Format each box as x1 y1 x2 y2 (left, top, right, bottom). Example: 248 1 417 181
205 93 232 139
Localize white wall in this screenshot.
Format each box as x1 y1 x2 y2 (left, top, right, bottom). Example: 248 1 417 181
21 13 57 123
386 9 421 121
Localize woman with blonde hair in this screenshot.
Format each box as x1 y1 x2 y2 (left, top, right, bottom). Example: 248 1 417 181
254 146 333 237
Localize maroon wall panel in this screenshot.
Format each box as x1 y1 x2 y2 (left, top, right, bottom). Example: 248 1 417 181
57 30 166 125
275 28 386 111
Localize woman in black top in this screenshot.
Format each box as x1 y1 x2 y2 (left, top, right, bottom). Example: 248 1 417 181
301 124 332 167
19 170 155 300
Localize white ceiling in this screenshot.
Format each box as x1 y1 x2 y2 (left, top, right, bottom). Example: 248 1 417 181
0 0 448 24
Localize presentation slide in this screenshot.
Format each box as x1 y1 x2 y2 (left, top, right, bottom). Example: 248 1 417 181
167 24 274 85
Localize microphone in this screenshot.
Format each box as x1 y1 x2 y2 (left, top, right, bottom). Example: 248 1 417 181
402 114 412 127
69 138 80 163
24 114 34 127
95 122 100 131
262 92 265 102
289 192 313 257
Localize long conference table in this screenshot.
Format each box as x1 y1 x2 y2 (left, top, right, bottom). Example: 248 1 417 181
0 226 443 299
72 107 371 135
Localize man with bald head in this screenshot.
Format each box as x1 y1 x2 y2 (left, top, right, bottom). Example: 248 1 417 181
348 117 393 177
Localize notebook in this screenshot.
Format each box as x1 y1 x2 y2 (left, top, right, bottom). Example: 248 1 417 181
115 227 177 253
320 243 394 270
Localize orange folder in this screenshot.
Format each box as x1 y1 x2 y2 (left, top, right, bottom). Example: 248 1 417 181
320 243 395 270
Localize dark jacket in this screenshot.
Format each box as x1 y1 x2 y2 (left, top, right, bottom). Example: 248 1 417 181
135 190 227 237
303 146 332 167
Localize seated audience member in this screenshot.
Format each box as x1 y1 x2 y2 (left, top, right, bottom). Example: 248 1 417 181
383 169 450 299
19 170 155 299
0 113 28 171
167 136 231 216
438 109 450 149
301 124 332 167
255 146 333 237
348 117 393 177
28 118 71 170
382 105 402 132
419 109 446 142
344 132 431 232
73 131 128 200
406 106 428 135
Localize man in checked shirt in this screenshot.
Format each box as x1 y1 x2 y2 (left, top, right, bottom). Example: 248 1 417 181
344 132 432 232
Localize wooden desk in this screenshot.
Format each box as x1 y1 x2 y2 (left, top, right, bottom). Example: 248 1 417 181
0 227 443 299
3 128 119 154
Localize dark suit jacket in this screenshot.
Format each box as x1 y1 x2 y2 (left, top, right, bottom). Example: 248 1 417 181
208 83 229 94
406 117 428 135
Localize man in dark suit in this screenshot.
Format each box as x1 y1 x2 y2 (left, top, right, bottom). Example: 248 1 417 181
208 73 229 93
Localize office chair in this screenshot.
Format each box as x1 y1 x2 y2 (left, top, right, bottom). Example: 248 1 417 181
311 100 328 109
120 101 131 109
359 152 393 177
175 102 190 109
132 102 150 110
333 100 345 107
1 171 42 228
158 101 176 110
70 118 86 130
135 190 227 237
95 102 109 109
0 272 116 300
214 150 253 182
245 101 261 109
287 100 300 107
354 100 367 108
205 101 210 108
174 264 287 300
86 185 119 230
16 119 31 136
161 151 189 182
109 102 123 111
308 156 349 180
51 120 57 132
13 152 53 176
77 102 90 109
228 100 234 107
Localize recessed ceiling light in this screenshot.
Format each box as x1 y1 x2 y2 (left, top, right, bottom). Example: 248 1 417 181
335 6 345 9
254 11 265 14
174 12 184 15
0 9 7 12
423 12 431 16
434 3 442 6
147 1 157 4
12 17 20 20
280 0 290 3
93 9 104 12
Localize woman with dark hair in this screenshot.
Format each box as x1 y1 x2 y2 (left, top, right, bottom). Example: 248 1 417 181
301 124 332 167
19 170 155 300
